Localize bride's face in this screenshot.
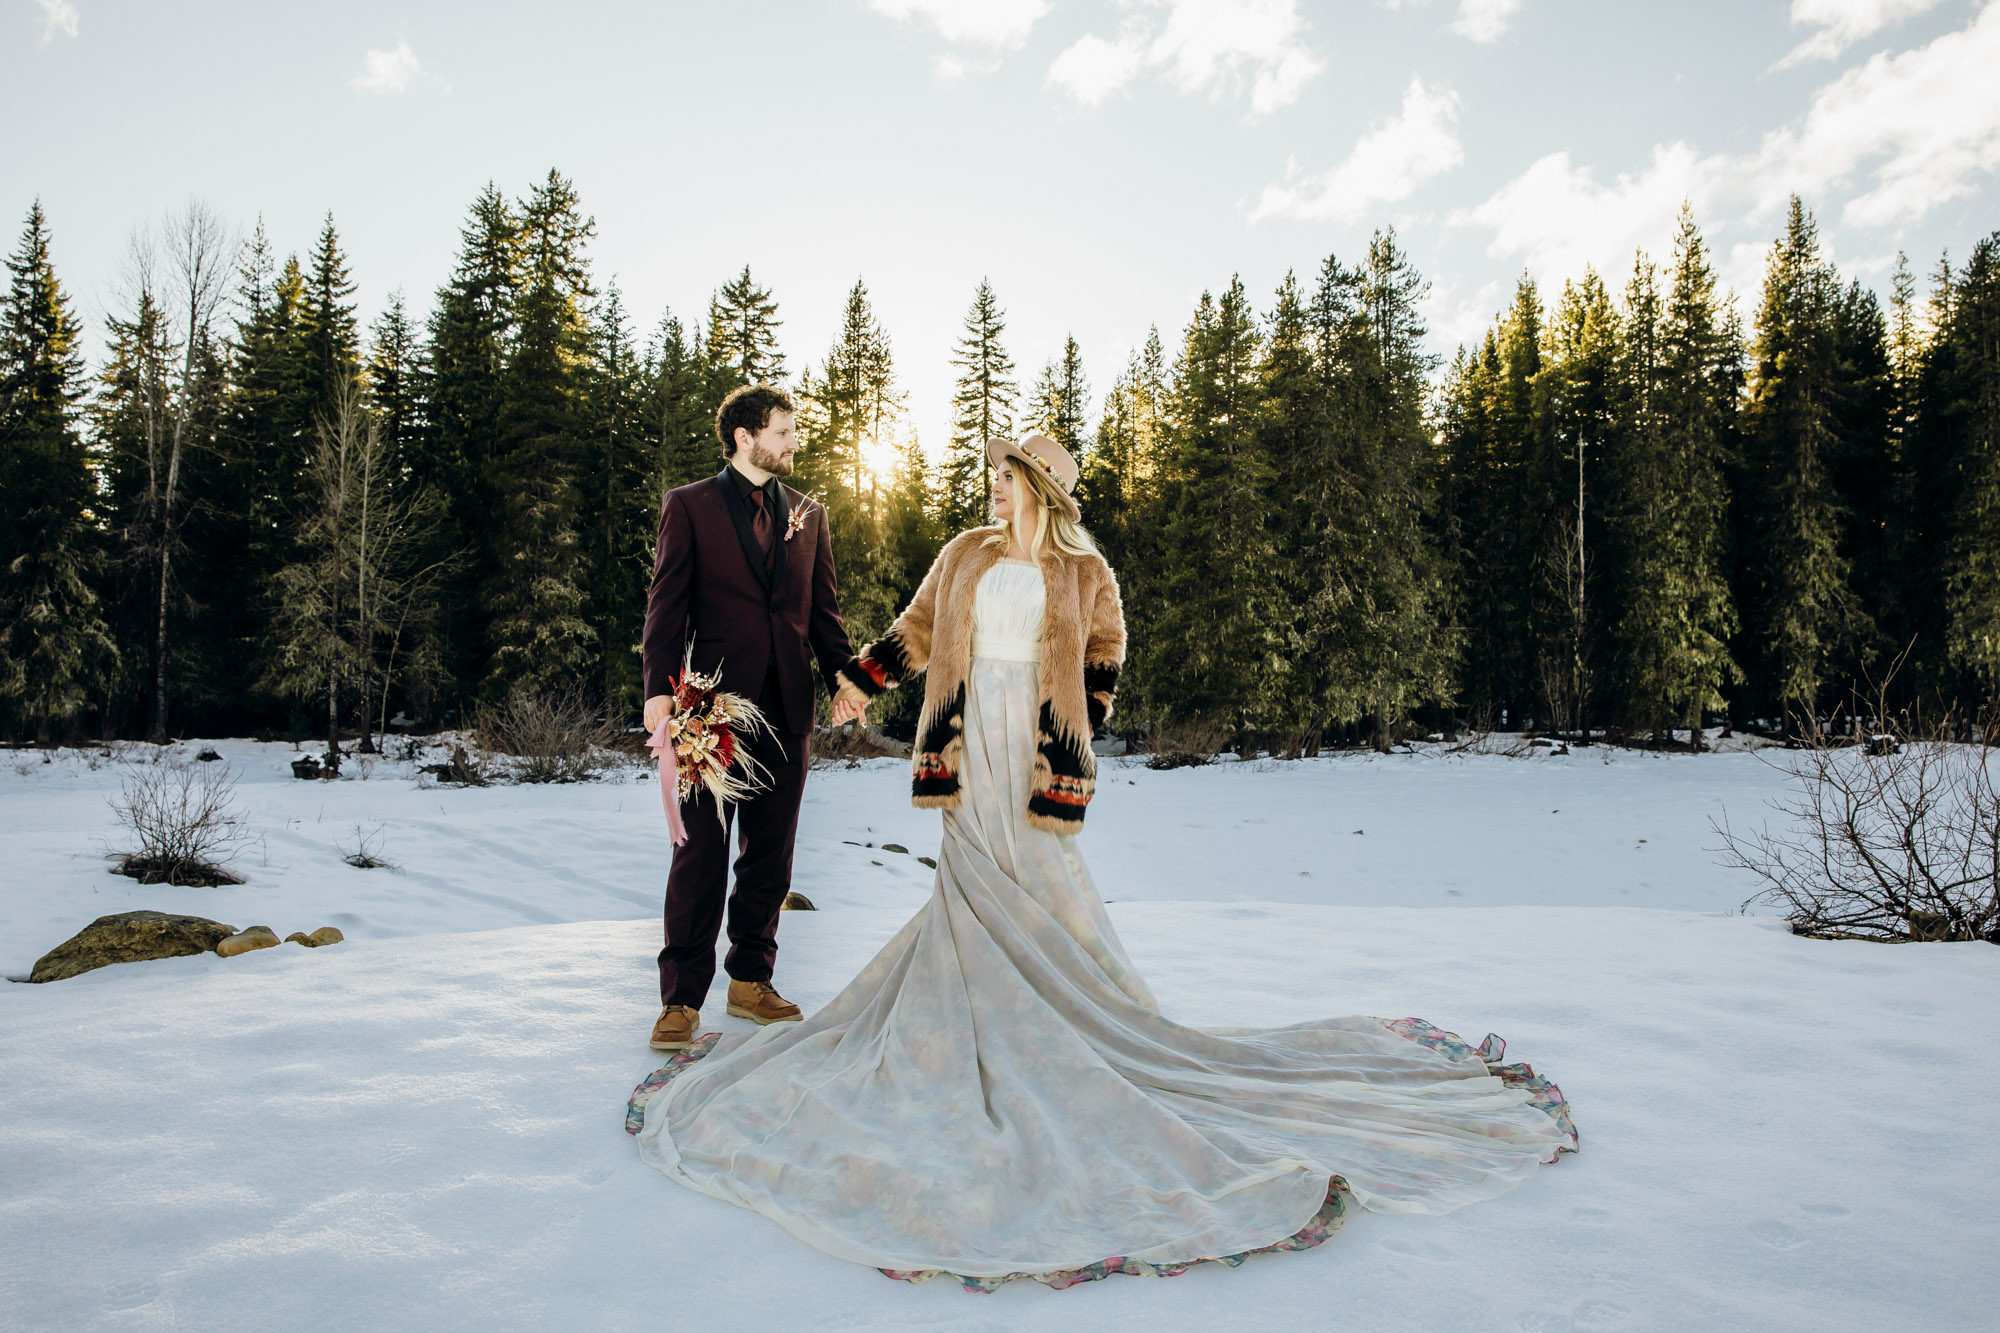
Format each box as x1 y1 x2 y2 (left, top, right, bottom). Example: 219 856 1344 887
992 463 1018 525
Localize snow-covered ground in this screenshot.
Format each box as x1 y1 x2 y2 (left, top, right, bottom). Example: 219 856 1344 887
2 739 1995 1330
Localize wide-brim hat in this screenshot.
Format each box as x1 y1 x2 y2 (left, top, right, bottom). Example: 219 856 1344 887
986 433 1081 522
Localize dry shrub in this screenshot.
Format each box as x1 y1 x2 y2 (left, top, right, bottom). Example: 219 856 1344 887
1142 719 1231 771
339 821 398 870
1713 709 1999 943
1442 706 1533 757
108 756 247 886
478 686 622 784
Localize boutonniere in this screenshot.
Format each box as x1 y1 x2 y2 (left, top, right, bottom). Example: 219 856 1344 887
784 495 822 542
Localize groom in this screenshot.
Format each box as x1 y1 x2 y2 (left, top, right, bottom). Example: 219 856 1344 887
641 384 865 1051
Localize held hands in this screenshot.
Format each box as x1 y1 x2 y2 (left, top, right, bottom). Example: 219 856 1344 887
829 683 868 728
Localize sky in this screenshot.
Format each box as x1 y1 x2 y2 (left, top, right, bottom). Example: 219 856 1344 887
7 0 2000 455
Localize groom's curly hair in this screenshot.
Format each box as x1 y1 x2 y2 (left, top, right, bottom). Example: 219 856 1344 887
715 384 795 459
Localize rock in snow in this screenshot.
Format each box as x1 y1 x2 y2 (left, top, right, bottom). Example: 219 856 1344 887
215 925 282 957
26 910 237 983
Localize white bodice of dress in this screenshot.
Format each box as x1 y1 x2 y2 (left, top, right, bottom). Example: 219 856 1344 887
971 559 1045 662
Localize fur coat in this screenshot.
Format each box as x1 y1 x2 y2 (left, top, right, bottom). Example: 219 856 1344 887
835 527 1125 832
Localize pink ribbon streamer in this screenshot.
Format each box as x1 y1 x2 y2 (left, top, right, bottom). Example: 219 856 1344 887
647 718 689 847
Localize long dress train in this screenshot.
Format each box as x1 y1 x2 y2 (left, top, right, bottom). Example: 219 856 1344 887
630 560 1576 1289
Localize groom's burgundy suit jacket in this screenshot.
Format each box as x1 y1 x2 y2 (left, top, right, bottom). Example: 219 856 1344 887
642 467 856 737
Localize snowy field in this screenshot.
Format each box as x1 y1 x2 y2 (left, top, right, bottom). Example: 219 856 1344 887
2 739 1995 1330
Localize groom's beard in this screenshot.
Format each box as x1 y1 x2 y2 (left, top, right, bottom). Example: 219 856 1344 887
749 443 795 477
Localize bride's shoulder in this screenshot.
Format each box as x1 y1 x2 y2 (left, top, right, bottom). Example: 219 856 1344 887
940 525 1005 560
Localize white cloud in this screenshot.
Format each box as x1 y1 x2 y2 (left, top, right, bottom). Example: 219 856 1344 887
35 0 79 44
1384 0 1523 43
1458 2 2000 280
867 0 1050 48
1048 0 1324 117
1449 0 1521 43
1253 76 1463 222
350 40 439 96
1454 143 1721 280
1047 31 1147 105
1778 0 1945 67
1750 2 2000 226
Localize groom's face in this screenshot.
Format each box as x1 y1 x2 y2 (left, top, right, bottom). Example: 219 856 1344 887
735 409 799 477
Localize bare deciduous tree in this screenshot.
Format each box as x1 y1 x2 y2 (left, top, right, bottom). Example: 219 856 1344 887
264 376 449 762
1713 709 2000 943
117 202 236 743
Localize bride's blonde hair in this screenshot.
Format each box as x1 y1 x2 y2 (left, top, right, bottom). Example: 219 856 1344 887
988 455 1098 560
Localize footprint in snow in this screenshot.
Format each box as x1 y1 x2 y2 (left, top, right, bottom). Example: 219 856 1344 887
1747 1218 1809 1249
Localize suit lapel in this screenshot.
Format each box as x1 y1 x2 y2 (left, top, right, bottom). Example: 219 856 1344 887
715 468 772 595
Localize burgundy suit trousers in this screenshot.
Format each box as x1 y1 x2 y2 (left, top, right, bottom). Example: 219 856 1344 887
657 727 811 1008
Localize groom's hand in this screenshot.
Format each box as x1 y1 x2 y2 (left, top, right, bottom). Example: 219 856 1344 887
644 694 672 733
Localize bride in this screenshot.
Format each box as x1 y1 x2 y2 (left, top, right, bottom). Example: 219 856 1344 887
629 433 1576 1290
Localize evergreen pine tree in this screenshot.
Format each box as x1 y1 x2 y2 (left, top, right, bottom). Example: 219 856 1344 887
0 202 116 740
1143 277 1281 738
706 265 786 386
425 184 521 706
1929 235 2000 697
483 170 598 696
1534 269 1618 736
1742 197 1866 726
942 279 1017 530
1602 210 1740 742
1442 277 1544 723
1026 335 1089 455
645 310 726 493
295 214 361 442
579 282 657 712
795 278 902 644
366 290 425 478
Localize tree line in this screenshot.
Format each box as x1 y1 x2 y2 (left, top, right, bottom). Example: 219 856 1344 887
1 172 1997 752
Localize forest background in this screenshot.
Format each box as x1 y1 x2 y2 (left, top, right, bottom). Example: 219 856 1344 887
2 178 1998 755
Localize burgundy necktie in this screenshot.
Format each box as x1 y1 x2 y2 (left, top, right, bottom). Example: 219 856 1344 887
749 489 776 572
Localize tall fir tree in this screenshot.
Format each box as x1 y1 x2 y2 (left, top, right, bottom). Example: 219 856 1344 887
483 169 598 697
1143 277 1281 737
0 203 115 739
706 265 786 387
1928 235 2000 697
795 278 902 645
1534 268 1618 735
1341 234 1455 747
1601 210 1740 741
424 184 521 707
646 309 728 493
942 279 1017 531
579 282 658 713
1026 335 1090 456
1441 276 1545 722
295 214 361 444
1741 197 1867 725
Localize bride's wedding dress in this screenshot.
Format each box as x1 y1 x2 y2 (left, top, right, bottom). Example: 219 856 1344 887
630 560 1575 1289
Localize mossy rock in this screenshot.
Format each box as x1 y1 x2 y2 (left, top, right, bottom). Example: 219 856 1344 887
28 910 237 983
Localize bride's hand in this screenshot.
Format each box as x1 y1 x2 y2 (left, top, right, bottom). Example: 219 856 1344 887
830 685 868 728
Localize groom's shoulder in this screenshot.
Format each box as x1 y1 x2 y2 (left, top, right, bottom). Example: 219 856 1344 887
665 473 724 509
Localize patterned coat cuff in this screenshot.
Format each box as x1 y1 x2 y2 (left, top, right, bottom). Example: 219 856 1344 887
838 631 913 698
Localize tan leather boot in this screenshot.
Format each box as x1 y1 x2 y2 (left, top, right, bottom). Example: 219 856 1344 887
649 1004 700 1051
726 979 802 1025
